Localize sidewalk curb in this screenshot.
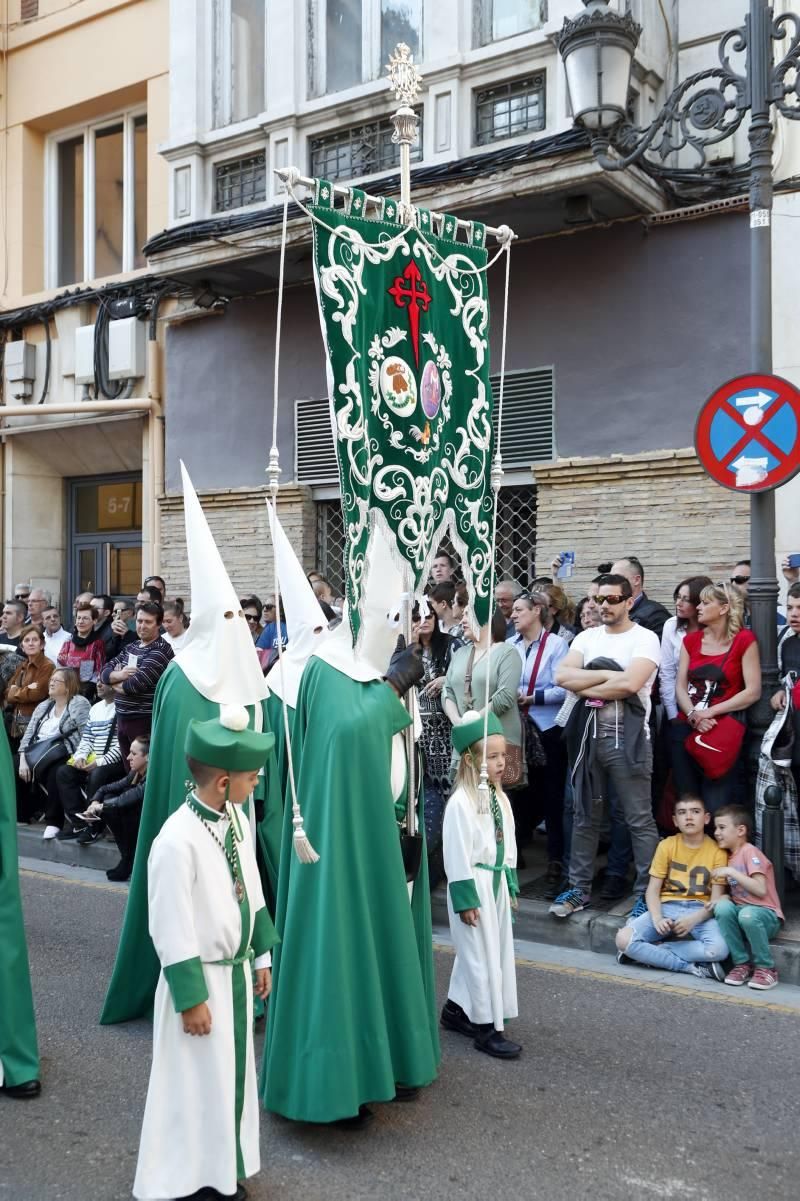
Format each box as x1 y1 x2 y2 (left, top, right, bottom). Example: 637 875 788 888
17 825 120 872
432 891 800 986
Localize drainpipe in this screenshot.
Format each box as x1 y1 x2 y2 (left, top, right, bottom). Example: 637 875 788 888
147 314 165 576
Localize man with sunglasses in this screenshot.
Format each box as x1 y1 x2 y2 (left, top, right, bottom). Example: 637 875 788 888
551 574 661 918
240 595 264 642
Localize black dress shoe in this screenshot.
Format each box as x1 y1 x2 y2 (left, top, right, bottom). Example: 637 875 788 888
600 873 629 901
393 1084 419 1102
106 860 133 882
330 1104 374 1130
440 999 477 1038
2 1079 41 1099
543 876 566 902
473 1030 522 1060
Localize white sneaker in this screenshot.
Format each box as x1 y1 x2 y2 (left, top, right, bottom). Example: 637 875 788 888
42 825 60 840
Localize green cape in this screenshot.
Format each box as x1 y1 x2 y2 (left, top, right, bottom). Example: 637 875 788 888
265 691 294 803
0 723 39 1087
261 657 440 1122
100 662 282 1024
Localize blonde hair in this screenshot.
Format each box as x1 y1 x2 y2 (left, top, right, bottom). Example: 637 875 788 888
452 738 510 811
545 583 576 627
700 582 744 640
51 667 80 703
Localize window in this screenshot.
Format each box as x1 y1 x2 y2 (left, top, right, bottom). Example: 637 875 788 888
213 0 266 127
475 73 545 146
214 151 267 211
309 110 422 182
310 0 423 98
490 366 554 466
50 111 147 287
473 0 546 47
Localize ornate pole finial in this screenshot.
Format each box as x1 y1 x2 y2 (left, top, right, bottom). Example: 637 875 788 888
386 43 423 220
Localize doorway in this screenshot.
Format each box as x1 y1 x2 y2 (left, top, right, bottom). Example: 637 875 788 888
69 475 143 602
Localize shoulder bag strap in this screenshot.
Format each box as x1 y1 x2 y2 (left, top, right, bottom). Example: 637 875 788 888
526 631 550 696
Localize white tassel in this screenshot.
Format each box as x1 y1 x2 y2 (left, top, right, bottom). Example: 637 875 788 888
477 760 491 816
292 802 320 864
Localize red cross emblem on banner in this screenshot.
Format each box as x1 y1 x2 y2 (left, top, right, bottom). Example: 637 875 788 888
388 261 432 368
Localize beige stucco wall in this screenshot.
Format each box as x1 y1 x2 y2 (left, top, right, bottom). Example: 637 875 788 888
1 0 169 307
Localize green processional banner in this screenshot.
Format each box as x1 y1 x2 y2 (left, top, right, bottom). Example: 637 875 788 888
310 189 495 637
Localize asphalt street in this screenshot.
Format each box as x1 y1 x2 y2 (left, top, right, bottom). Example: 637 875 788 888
3 862 800 1201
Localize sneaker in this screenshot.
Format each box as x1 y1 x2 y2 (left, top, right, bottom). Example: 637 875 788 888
616 949 636 967
42 825 61 840
724 963 753 987
748 967 779 991
628 895 648 921
76 827 105 846
691 962 726 981
55 827 84 841
548 887 590 919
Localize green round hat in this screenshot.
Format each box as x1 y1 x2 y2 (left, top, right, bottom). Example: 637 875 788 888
451 710 503 755
185 708 275 773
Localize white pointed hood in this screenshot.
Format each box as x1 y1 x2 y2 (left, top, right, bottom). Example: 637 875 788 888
174 462 268 705
313 522 405 683
266 500 329 708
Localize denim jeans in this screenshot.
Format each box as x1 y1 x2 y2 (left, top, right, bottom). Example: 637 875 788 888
563 780 632 880
624 901 728 973
568 732 658 895
714 898 781 969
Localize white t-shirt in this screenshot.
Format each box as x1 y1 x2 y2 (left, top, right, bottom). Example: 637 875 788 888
570 622 661 727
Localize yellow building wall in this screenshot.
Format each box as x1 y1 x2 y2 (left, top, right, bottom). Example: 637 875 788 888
1 0 169 307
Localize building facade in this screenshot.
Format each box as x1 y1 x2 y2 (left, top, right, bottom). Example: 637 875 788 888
1 0 798 611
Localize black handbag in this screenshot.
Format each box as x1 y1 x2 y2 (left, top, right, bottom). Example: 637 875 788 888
25 734 69 781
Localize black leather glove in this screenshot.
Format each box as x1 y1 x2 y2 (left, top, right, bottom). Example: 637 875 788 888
384 636 424 698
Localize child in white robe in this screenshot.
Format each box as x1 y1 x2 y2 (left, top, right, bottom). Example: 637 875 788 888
441 710 521 1059
133 709 278 1201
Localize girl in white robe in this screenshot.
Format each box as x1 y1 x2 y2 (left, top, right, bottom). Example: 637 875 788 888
134 713 278 1201
442 710 521 1059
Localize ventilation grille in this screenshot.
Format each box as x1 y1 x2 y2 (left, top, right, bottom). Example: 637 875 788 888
491 367 555 468
295 397 338 484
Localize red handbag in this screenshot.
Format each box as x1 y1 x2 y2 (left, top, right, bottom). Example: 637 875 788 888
685 715 746 780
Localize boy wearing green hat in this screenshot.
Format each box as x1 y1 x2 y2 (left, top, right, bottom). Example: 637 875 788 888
441 710 521 1061
133 708 278 1201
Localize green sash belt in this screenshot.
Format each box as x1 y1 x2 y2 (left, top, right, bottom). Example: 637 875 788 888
207 947 255 968
476 862 520 903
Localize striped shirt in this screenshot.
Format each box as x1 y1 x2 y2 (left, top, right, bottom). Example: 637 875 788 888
100 637 174 719
72 698 122 766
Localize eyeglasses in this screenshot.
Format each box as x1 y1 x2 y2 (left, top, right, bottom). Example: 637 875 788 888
730 575 749 586
598 595 627 606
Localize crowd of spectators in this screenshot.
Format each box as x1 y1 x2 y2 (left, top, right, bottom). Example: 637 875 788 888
5 544 799 978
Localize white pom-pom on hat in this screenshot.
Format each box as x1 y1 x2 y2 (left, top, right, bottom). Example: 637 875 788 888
458 709 482 725
219 704 249 732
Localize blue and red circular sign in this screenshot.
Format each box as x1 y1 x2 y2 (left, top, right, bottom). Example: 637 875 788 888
695 372 800 493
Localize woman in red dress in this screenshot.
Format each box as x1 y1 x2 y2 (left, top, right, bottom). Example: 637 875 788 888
674 582 761 812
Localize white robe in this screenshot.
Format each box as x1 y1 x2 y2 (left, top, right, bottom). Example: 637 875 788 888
134 798 272 1201
443 785 518 1029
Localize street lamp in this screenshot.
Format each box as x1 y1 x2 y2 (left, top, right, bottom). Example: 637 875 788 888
557 0 800 749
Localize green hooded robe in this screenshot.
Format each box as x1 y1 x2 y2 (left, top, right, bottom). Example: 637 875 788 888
100 662 282 1024
0 724 39 1088
265 691 293 803
261 656 440 1122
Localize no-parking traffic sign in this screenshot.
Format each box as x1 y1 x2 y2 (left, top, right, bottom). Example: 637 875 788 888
695 372 800 492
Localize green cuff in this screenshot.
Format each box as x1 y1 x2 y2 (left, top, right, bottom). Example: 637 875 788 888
449 878 481 913
163 956 209 1013
252 906 280 957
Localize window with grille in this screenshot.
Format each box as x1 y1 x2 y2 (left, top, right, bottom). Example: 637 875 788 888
491 367 554 468
475 73 546 146
213 151 267 212
315 486 537 597
309 110 423 183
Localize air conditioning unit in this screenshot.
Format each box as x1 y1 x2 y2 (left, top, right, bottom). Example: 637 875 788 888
108 316 146 380
4 341 36 399
75 324 96 386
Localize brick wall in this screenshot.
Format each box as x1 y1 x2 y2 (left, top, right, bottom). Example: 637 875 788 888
532 448 750 609
159 484 317 604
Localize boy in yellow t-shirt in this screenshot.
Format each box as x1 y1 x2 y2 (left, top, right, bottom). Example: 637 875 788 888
615 796 729 979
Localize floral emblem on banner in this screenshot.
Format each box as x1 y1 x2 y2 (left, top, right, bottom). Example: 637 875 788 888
310 201 494 638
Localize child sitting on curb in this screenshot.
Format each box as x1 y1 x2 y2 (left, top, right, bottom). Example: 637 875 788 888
713 804 784 991
441 710 521 1060
615 795 729 979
